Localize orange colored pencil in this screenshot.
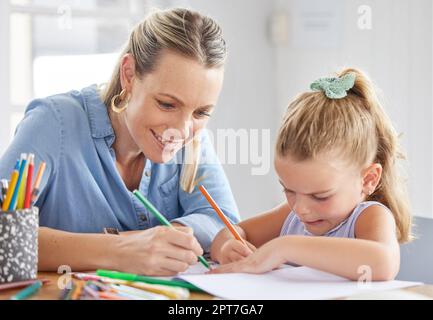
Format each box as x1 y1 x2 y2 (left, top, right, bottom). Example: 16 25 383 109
70 280 84 300
198 185 247 246
30 162 46 207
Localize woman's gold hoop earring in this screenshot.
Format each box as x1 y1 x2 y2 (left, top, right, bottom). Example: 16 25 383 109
111 89 130 113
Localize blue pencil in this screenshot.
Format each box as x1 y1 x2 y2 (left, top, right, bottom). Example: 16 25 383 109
8 154 27 211
10 280 43 300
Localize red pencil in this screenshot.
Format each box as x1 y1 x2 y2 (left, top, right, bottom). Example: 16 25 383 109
24 154 34 209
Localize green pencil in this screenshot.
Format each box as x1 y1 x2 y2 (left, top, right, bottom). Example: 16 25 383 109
10 280 43 300
96 269 203 292
132 190 210 270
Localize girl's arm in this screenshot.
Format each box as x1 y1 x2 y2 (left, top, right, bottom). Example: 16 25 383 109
238 202 291 247
211 205 400 281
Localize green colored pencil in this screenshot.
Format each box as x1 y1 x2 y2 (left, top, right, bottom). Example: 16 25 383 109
96 269 203 292
133 190 210 270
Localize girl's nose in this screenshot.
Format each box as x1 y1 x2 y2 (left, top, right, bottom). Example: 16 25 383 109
292 197 311 215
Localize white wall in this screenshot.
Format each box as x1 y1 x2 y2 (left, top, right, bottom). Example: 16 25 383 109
163 0 283 218
1 0 431 219
273 0 432 218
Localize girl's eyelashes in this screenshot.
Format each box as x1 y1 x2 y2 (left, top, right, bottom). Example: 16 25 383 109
282 188 330 201
312 195 331 201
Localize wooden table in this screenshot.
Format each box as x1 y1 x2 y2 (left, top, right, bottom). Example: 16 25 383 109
0 272 432 300
0 272 214 300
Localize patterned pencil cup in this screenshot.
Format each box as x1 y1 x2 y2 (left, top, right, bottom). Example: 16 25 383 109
0 207 38 283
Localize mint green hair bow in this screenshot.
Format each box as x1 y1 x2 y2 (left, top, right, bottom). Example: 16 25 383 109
310 72 356 99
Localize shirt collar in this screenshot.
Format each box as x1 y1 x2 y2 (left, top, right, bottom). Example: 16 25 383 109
81 84 115 141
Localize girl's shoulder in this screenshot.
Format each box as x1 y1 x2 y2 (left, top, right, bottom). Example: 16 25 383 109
352 201 391 219
354 201 396 240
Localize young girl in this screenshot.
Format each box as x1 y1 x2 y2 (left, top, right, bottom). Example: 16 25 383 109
210 68 412 281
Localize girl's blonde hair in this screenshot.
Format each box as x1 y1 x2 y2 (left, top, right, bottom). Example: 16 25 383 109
276 68 412 243
102 7 227 193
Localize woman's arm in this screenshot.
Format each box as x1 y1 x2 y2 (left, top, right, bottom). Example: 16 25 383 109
39 225 204 276
212 205 400 281
38 227 119 271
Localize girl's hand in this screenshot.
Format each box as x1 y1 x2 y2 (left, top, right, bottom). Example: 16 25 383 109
209 238 285 274
218 239 257 264
114 225 204 276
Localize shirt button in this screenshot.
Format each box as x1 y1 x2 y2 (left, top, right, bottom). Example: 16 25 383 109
144 170 151 177
139 214 147 222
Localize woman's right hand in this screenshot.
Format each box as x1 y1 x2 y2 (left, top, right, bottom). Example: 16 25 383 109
114 225 204 276
218 238 257 264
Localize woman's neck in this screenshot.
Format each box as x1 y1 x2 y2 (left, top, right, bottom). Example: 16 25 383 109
108 108 144 166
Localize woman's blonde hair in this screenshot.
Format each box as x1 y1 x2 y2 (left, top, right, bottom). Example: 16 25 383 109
275 68 412 243
102 7 227 193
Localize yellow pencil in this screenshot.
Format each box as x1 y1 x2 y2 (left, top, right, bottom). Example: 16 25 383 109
2 160 20 211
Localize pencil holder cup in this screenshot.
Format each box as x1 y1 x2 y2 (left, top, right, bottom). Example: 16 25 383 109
0 207 38 283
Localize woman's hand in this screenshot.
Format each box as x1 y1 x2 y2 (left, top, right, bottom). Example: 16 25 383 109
218 239 257 264
114 225 204 276
209 238 286 274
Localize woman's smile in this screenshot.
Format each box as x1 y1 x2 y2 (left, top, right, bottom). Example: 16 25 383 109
150 128 183 152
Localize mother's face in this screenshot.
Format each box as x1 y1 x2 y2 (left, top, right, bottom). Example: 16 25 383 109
120 50 224 163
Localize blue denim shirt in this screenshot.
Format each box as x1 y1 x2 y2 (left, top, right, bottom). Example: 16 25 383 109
0 85 240 251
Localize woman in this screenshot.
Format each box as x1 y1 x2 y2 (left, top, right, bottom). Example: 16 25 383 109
0 8 239 276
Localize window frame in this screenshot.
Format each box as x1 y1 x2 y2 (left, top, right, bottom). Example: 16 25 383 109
0 0 146 156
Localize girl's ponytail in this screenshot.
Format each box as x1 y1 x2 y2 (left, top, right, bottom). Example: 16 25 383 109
339 68 412 242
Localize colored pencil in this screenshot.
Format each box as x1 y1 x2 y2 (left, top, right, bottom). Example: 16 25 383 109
10 280 43 300
17 154 30 209
132 189 210 270
0 179 7 203
30 162 46 207
199 185 247 245
23 154 34 209
97 269 204 292
2 160 20 211
8 154 27 211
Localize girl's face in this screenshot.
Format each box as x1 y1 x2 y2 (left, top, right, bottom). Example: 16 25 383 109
121 50 224 163
274 153 372 236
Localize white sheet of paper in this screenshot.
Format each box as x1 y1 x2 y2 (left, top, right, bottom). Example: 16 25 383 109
154 262 217 281
178 266 422 300
178 262 213 275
